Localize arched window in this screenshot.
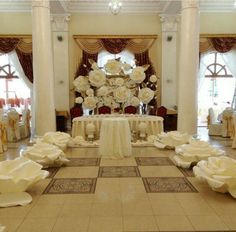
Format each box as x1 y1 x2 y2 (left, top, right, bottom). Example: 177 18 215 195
0 54 31 109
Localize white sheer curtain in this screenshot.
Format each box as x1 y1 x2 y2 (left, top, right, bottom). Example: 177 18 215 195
198 52 210 123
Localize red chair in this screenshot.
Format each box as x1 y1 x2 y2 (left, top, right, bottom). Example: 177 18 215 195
124 105 137 114
156 106 167 118
70 105 83 121
98 105 111 114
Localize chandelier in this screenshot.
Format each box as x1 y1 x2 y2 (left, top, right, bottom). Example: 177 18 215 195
108 0 122 15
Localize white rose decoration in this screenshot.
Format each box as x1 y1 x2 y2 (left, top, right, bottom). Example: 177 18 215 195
122 63 132 72
138 88 154 104
150 75 157 83
83 97 98 110
89 70 106 87
130 67 146 83
115 78 124 86
103 96 112 107
114 86 131 103
104 59 122 74
130 96 140 106
75 97 83 104
73 76 90 92
86 88 94 96
97 86 109 97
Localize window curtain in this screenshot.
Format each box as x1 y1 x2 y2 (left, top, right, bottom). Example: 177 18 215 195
211 38 236 53
0 38 33 83
100 38 130 54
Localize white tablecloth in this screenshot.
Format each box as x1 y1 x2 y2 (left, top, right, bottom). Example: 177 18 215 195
99 118 132 159
72 114 164 139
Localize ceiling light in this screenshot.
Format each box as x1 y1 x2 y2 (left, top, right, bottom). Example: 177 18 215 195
108 0 122 15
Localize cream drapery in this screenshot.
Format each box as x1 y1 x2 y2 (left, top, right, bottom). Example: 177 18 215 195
74 38 156 54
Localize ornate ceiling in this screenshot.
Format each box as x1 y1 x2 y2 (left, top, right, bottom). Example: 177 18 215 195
0 0 235 14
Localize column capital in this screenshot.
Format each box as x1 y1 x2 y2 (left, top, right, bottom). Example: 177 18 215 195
32 0 50 9
182 0 199 10
51 14 71 32
159 14 179 32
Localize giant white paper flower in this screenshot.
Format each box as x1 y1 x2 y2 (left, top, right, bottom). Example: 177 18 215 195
83 96 98 110
130 96 140 106
22 142 69 168
73 76 90 92
130 66 146 83
155 131 191 149
89 70 106 87
174 139 225 168
41 132 71 151
0 157 49 193
86 88 94 97
115 78 124 86
138 88 154 104
150 75 157 83
97 86 109 97
75 97 83 104
114 86 131 103
193 156 236 198
104 59 122 74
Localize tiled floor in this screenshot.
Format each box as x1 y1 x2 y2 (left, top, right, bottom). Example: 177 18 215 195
0 127 236 231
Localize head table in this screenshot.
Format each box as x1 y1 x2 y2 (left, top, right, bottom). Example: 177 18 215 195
72 114 164 139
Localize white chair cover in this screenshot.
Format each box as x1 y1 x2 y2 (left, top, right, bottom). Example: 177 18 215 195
0 121 7 153
221 108 233 138
7 110 21 142
208 108 222 136
20 109 31 139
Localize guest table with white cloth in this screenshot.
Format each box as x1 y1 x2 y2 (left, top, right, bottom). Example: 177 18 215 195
99 118 132 159
72 114 164 139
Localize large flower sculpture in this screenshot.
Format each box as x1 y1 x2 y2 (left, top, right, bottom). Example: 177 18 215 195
73 58 158 112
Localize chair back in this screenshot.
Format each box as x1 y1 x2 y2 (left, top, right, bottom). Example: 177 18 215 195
156 106 167 118
208 107 216 124
7 110 21 141
70 105 83 121
98 106 111 114
124 106 137 114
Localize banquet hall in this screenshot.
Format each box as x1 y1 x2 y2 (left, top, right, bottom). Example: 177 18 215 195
1 0 236 231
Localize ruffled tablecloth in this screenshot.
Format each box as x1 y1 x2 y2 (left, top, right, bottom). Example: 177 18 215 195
72 114 163 139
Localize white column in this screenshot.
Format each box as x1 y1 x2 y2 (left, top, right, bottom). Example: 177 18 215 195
160 15 179 109
32 0 56 135
51 14 70 112
177 0 199 135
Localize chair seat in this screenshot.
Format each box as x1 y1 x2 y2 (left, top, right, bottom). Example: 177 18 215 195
208 123 222 136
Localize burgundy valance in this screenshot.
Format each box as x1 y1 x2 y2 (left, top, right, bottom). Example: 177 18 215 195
211 38 236 53
101 38 130 54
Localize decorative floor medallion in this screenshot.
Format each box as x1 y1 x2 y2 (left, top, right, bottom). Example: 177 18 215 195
43 178 97 194
135 157 174 166
142 177 198 193
98 166 140 177
67 158 100 167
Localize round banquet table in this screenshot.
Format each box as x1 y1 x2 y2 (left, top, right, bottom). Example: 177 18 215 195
98 117 132 159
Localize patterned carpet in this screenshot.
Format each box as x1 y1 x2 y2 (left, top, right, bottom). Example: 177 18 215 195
143 177 197 193
42 157 198 194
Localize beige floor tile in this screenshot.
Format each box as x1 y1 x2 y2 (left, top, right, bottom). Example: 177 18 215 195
91 202 122 216
70 147 99 157
59 202 92 217
17 218 57 232
100 157 137 166
88 216 123 232
175 193 217 215
52 216 90 232
119 177 143 186
27 179 51 196
76 166 99 178
121 192 149 203
188 215 229 231
220 215 236 230
54 167 80 178
138 166 184 177
120 182 146 195
0 204 33 218
94 191 121 203
0 218 24 232
64 194 94 204
123 215 158 231
27 203 62 218
156 215 194 231
150 198 185 216
122 198 154 216
36 194 67 205
95 178 120 193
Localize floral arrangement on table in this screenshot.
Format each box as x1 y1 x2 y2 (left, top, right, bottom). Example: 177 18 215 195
73 59 158 113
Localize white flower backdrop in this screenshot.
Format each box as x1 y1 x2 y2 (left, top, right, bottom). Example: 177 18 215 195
73 59 158 113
